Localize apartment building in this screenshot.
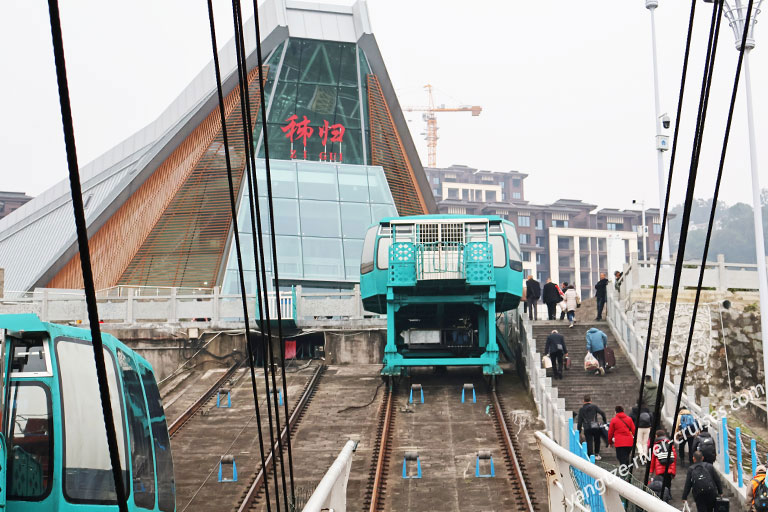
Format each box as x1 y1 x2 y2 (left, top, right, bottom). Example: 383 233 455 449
426 165 665 298
0 191 32 221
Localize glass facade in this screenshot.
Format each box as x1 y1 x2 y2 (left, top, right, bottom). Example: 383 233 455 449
257 38 370 166
220 36 401 291
222 159 397 293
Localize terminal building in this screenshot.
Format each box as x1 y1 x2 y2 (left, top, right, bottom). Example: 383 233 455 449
425 164 662 297
0 0 435 298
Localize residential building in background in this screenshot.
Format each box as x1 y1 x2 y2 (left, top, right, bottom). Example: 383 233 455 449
426 164 665 298
0 191 32 220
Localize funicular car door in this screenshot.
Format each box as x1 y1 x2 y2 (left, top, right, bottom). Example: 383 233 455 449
0 327 8 510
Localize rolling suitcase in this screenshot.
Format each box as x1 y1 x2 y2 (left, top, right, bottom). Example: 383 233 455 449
714 496 729 512
604 347 616 369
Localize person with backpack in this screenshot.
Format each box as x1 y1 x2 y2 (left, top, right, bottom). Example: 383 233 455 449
681 451 722 512
544 329 568 380
675 408 697 466
630 401 653 454
748 464 768 512
577 395 608 460
692 426 717 464
607 405 635 466
649 429 677 495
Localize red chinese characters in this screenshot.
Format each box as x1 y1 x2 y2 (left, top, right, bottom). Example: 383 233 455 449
318 120 346 145
281 115 346 162
281 115 314 147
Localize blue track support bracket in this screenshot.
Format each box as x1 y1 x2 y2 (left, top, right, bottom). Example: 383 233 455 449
409 384 424 404
475 450 495 478
402 451 422 479
462 383 476 403
218 455 237 482
217 388 231 408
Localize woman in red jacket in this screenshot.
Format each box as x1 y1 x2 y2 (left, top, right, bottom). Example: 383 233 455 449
607 405 636 467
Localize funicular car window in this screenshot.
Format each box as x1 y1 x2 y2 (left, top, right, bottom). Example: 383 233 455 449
7 382 53 500
140 364 176 512
118 350 155 509
56 338 129 503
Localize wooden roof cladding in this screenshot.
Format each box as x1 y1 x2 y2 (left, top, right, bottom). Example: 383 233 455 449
48 66 267 290
367 74 428 217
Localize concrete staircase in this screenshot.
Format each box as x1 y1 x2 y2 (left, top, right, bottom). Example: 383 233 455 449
532 320 694 501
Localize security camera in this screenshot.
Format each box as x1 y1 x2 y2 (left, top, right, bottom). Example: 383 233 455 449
632 199 638 205
660 114 671 129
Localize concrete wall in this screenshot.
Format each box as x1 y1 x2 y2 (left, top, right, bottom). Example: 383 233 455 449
323 329 385 365
102 326 245 381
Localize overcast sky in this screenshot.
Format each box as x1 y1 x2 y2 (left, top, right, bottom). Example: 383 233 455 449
2 0 767 214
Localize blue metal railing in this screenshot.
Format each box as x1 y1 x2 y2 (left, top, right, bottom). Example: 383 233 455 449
568 417 607 512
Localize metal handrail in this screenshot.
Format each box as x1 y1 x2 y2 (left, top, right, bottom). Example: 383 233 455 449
535 432 678 512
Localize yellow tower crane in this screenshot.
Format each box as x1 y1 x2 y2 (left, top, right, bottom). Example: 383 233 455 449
404 84 482 168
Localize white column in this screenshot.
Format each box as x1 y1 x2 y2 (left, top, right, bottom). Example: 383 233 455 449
549 233 559 284
573 236 582 296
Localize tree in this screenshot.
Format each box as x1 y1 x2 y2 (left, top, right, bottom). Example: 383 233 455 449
668 191 768 263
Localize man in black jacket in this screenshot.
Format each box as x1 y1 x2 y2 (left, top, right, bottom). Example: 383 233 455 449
542 278 562 320
681 451 722 511
595 272 609 320
525 275 541 320
577 395 607 459
544 329 568 379
691 427 717 464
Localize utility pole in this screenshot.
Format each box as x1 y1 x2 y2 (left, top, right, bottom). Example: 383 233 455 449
645 0 672 262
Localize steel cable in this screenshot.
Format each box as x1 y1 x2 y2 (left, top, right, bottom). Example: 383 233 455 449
251 0 297 500
205 2 273 510
229 1 288 507
45 2 128 510
629 0 698 466
648 0 725 490
666 0 756 491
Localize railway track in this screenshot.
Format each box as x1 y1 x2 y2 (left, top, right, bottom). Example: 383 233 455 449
236 364 325 512
365 375 538 512
168 358 245 438
490 387 537 511
364 384 395 512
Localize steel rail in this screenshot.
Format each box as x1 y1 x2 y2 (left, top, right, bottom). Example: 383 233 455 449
168 359 244 437
490 389 536 512
367 386 394 512
237 364 324 512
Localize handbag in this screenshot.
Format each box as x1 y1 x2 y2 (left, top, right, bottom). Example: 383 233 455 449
564 355 571 370
542 354 552 369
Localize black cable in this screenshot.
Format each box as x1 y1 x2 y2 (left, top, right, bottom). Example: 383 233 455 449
251 0 297 500
230 1 288 507
45 3 128 510
629 0 698 465
649 0 724 490
205 3 272 511
337 381 385 413
667 0 755 488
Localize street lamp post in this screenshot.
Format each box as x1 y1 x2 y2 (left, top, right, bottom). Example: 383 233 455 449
634 199 648 260
717 0 768 416
645 0 673 263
